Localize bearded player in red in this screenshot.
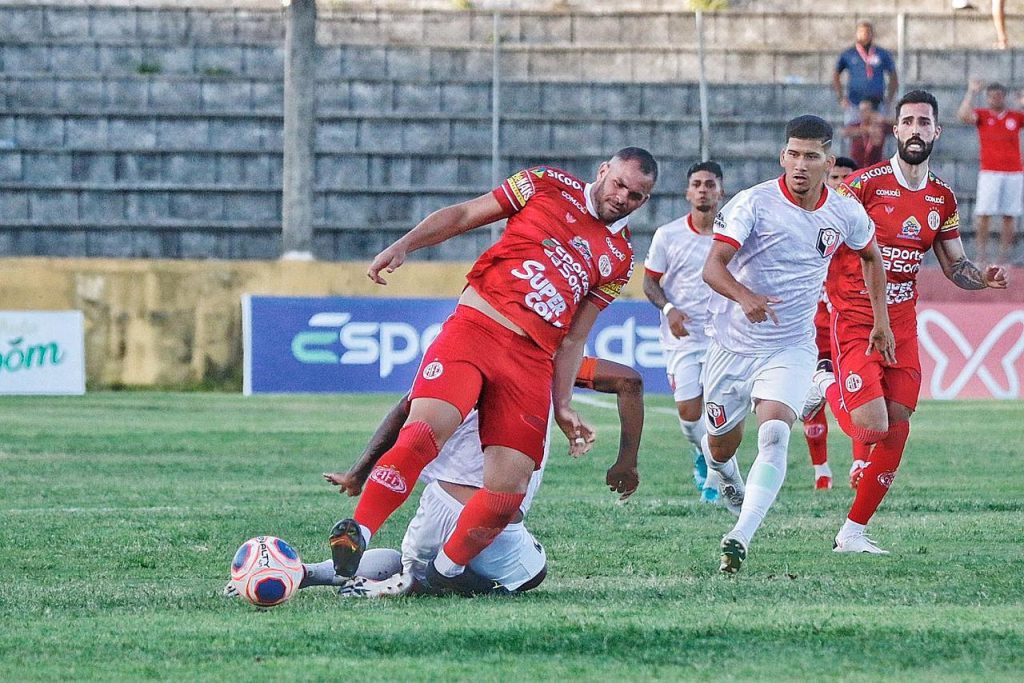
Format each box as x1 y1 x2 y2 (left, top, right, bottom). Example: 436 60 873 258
328 148 658 595
804 91 1009 554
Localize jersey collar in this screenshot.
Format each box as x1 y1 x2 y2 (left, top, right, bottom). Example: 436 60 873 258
889 154 929 191
777 175 828 211
585 182 629 234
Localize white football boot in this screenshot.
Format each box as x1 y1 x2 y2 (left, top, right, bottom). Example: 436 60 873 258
801 359 835 420
833 531 889 554
337 571 414 598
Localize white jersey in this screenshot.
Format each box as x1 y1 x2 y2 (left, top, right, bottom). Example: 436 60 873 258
707 177 874 354
418 410 548 515
644 213 714 351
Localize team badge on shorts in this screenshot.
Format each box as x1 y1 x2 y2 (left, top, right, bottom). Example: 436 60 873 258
816 227 841 258
706 402 727 429
598 254 612 277
845 372 863 392
422 361 444 380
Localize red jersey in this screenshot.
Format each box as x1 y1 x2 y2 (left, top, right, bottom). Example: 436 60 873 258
828 157 960 324
975 108 1024 172
467 166 635 355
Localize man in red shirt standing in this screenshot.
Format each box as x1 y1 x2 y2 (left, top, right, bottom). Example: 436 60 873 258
958 78 1024 263
807 90 1009 554
328 148 658 595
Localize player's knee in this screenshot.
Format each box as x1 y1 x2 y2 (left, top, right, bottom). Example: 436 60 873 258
706 438 737 463
619 374 644 396
676 401 702 423
515 564 547 593
850 412 888 434
757 420 791 466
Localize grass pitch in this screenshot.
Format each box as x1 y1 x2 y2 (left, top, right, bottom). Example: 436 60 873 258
1 392 1022 681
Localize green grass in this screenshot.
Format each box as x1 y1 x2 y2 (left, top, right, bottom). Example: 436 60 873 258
1 393 1022 681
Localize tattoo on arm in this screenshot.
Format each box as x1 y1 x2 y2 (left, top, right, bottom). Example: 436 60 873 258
950 257 988 290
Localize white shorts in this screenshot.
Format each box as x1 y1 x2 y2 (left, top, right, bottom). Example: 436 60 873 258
701 340 816 435
664 345 707 402
401 481 547 592
974 170 1023 217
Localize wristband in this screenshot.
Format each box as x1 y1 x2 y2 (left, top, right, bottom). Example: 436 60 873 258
662 302 674 316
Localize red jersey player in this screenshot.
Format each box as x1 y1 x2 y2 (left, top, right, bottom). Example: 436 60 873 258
328 148 658 595
806 90 1009 554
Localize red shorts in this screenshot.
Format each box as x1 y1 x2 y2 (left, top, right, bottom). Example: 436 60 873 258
411 305 553 467
814 300 831 360
575 356 598 390
830 307 921 412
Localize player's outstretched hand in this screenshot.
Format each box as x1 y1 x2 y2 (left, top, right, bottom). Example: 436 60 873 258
741 293 782 325
606 460 639 501
984 264 1009 289
367 242 408 285
555 406 596 458
868 323 897 365
666 308 690 338
323 471 363 497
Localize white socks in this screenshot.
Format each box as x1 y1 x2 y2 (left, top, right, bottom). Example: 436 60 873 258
729 420 791 547
703 433 741 484
679 417 707 453
433 549 464 577
839 519 866 539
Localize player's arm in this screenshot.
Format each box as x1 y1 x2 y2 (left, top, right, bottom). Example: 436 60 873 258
643 270 689 337
958 78 983 124
552 300 601 457
933 236 1009 290
323 393 410 496
368 193 512 284
884 61 899 108
832 60 848 109
588 359 643 500
854 239 896 364
702 240 781 324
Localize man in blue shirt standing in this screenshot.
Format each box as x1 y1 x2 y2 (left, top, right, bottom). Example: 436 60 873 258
832 21 899 124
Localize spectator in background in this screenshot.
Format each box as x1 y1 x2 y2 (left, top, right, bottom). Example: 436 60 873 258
833 21 899 124
958 78 1024 263
842 97 889 168
952 1 1009 50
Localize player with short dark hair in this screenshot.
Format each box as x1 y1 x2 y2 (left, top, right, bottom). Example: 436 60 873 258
807 90 1009 554
702 114 893 574
643 160 725 503
328 148 657 595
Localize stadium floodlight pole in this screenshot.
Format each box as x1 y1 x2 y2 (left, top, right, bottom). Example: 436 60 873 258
895 12 906 107
490 10 502 245
281 0 316 261
696 9 710 161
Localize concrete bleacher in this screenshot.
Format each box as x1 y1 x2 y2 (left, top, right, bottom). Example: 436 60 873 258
0 2 1019 260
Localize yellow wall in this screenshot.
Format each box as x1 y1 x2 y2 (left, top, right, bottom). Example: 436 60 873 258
0 258 646 387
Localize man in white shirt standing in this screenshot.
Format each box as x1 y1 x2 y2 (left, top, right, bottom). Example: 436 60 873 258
702 115 894 574
643 161 725 504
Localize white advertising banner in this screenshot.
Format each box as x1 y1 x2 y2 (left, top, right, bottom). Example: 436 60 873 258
0 311 86 395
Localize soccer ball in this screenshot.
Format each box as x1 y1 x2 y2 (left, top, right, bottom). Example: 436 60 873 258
229 536 305 607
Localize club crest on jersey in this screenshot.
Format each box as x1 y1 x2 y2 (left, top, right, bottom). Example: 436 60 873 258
706 402 727 428
845 373 863 392
605 237 626 261
899 216 922 240
1008 118 1019 131
598 254 613 277
816 227 841 258
927 210 941 231
422 361 444 380
570 235 592 261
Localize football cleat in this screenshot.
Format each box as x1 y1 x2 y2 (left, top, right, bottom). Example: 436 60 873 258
337 571 414 599
222 581 240 598
719 480 745 516
801 359 835 420
692 448 708 491
421 561 511 597
719 536 747 574
849 459 868 489
700 486 720 504
833 532 889 554
329 518 366 578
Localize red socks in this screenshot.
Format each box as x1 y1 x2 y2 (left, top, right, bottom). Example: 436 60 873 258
803 408 829 466
848 421 910 525
353 421 439 535
442 488 526 566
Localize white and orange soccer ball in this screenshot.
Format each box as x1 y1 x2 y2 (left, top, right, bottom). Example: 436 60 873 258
229 536 305 607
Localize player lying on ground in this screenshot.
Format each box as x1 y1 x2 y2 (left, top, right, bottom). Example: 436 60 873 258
327 148 657 596
294 357 643 597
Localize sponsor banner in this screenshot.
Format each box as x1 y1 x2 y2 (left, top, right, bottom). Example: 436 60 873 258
0 311 85 395
242 295 667 394
242 295 1024 399
917 303 1024 399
